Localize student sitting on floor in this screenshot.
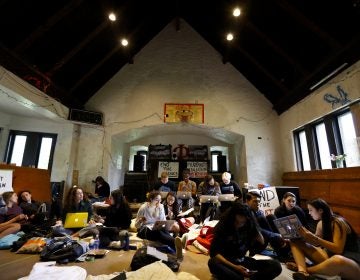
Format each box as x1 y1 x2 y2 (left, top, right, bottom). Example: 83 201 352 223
208 203 282 280
290 198 360 280
135 191 182 259
197 175 221 223
0 191 28 238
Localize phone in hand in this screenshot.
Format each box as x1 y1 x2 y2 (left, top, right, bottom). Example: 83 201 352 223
247 270 258 275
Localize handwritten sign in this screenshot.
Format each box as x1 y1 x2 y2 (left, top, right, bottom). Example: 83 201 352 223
187 161 208 178
252 187 280 216
158 161 179 178
0 169 14 194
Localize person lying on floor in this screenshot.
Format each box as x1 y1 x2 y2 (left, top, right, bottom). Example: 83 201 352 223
135 191 182 259
208 203 282 280
290 198 360 280
0 191 28 238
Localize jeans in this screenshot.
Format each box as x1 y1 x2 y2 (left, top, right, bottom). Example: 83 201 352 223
208 256 282 280
137 226 175 249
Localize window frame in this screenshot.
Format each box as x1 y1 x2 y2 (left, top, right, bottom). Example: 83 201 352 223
4 130 57 171
294 106 351 171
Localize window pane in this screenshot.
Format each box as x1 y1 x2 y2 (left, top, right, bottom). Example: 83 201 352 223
299 131 311 170
10 135 27 166
315 123 332 169
211 154 218 171
338 112 360 167
37 137 52 169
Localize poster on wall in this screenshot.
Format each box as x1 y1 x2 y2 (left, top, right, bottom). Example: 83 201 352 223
250 186 280 216
149 144 172 160
0 169 14 194
187 161 208 178
158 161 179 178
188 145 208 160
164 103 204 124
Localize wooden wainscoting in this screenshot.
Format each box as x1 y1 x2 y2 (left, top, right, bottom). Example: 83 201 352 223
283 167 360 234
0 164 51 203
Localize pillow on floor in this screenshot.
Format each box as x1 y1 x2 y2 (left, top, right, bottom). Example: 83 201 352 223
16 237 47 253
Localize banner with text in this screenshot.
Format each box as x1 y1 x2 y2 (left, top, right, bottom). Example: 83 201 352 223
187 161 208 178
0 169 14 194
158 161 179 178
251 186 280 216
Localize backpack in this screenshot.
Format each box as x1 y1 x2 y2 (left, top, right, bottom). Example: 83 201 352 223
40 236 84 262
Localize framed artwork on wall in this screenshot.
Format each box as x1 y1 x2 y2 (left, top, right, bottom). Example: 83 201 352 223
164 103 204 123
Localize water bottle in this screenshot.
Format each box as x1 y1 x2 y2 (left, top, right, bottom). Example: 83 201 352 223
93 234 100 250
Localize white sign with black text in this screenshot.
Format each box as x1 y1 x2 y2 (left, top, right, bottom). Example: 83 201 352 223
0 169 14 194
187 161 208 178
251 186 280 216
158 161 179 178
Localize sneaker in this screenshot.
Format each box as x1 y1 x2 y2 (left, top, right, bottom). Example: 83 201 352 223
181 233 189 248
175 236 183 260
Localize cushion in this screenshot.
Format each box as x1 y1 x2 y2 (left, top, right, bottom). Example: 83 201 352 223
16 237 47 253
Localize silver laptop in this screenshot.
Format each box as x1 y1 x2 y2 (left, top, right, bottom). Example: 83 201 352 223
199 195 219 203
176 191 192 199
218 194 235 201
153 220 175 231
273 214 302 240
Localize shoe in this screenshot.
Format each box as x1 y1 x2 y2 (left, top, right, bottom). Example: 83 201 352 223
181 233 189 248
175 236 183 260
292 271 315 280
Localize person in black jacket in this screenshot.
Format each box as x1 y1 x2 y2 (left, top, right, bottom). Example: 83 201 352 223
208 203 282 280
103 189 132 229
94 176 111 199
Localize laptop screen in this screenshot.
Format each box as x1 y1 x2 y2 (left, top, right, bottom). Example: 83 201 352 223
64 212 88 228
273 214 302 239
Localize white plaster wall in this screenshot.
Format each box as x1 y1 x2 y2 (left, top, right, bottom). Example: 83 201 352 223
279 61 360 171
0 113 75 183
86 20 282 187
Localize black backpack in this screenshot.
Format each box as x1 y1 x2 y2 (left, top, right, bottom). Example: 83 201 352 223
40 236 84 262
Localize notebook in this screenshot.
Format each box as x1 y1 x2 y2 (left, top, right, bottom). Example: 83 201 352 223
176 191 192 199
152 220 176 231
64 212 88 228
199 195 219 203
218 194 235 201
273 214 302 239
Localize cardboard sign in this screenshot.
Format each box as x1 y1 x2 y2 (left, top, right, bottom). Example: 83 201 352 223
251 186 280 216
0 169 14 194
158 161 179 178
187 161 208 178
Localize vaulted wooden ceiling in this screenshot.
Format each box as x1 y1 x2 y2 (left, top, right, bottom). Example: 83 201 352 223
1 0 359 114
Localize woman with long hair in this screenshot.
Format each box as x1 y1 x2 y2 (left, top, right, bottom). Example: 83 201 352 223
135 191 182 258
62 186 93 223
290 198 360 280
104 189 132 229
208 203 282 279
274 192 308 229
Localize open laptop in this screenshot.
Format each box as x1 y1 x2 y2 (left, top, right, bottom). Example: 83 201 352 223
273 214 302 239
153 220 175 231
64 212 88 228
218 194 235 201
199 195 219 203
176 191 192 199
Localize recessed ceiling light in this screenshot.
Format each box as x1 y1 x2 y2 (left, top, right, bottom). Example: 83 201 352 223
108 13 116 21
121 39 128 46
226 33 234 41
233 8 241 17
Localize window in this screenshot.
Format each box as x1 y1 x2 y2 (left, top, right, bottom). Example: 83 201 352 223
294 104 360 170
210 146 229 172
4 130 57 170
129 145 148 171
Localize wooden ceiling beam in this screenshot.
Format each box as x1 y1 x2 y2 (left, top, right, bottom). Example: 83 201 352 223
49 21 109 74
14 0 84 53
233 44 289 95
274 0 342 50
246 21 308 77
